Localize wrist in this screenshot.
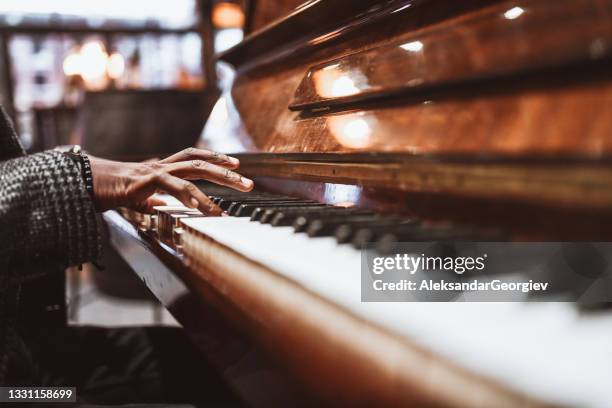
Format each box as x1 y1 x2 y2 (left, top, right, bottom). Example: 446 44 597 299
62 145 94 199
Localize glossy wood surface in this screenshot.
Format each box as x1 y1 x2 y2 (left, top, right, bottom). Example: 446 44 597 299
250 176 612 240
200 0 612 216
246 0 309 33
208 0 612 155
234 153 612 210
220 0 502 70
290 0 612 110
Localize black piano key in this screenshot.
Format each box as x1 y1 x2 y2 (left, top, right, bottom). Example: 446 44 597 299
292 210 372 232
218 194 279 201
221 196 300 210
270 207 370 227
227 199 308 215
331 217 413 241
233 200 318 217
249 202 328 221
219 200 240 211
578 302 612 313
257 204 328 223
254 204 344 221
316 216 398 239
260 204 350 225
351 224 425 249
373 228 489 253
210 192 273 200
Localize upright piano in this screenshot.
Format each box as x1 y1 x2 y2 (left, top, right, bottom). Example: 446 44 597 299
104 0 612 406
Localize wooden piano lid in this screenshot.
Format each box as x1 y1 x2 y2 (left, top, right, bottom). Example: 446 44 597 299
199 0 612 231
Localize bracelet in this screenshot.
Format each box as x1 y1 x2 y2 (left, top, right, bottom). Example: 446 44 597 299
63 145 94 198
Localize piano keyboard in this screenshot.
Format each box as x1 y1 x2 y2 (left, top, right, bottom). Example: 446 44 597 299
147 184 502 254
120 187 612 408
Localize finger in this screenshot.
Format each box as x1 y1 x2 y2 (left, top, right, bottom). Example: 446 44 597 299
131 196 166 214
145 196 167 213
158 147 239 169
163 160 254 192
153 173 223 216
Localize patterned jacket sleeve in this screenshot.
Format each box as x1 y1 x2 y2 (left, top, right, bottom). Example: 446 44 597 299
0 106 25 160
0 150 101 272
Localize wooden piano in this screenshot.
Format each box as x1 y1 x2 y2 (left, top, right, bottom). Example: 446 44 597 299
104 0 612 406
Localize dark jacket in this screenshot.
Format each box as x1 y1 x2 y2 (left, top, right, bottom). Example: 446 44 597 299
0 106 101 385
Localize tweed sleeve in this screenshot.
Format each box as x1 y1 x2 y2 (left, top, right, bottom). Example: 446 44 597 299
0 106 25 161
0 150 101 272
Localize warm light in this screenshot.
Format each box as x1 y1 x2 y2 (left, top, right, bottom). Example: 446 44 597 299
327 114 373 149
79 40 108 81
331 75 360 97
107 52 125 79
81 40 106 58
313 69 369 98
63 52 82 76
400 40 424 52
504 6 525 20
212 2 245 29
342 118 371 145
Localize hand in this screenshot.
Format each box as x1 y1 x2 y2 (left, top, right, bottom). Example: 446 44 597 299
89 148 254 216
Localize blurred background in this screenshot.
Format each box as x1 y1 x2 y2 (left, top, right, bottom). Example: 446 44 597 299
0 0 252 327
0 0 249 156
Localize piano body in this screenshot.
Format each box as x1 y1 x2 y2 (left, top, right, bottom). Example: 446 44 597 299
104 0 612 406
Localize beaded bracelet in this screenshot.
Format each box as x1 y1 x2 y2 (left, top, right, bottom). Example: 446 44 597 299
63 145 94 198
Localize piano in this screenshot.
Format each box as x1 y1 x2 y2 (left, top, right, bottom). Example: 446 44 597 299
103 0 612 406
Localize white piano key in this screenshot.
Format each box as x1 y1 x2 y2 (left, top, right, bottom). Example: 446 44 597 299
180 216 612 407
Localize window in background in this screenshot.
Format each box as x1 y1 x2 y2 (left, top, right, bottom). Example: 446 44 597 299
212 2 244 53
0 0 205 150
0 0 197 28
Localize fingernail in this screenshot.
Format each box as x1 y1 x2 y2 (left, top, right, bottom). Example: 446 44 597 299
190 197 199 208
229 157 239 165
241 177 254 188
206 203 223 217
221 211 229 217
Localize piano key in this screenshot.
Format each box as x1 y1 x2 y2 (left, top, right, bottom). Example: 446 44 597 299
179 216 612 408
373 228 495 253
376 226 508 253
332 217 414 241
292 210 374 232
214 194 281 202
155 206 203 242
270 207 372 227
257 204 330 223
249 202 327 221
227 199 307 214
232 200 318 217
349 222 433 249
254 205 355 222
221 197 301 211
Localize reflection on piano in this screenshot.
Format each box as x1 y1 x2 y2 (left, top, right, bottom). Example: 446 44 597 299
105 0 612 406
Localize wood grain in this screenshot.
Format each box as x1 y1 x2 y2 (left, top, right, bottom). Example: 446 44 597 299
180 223 543 407
290 0 612 110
